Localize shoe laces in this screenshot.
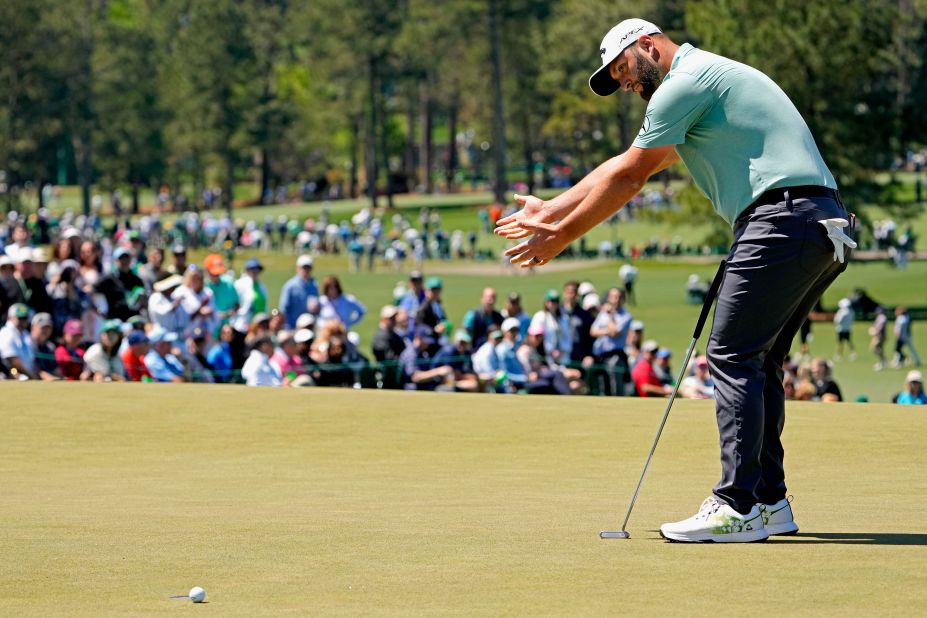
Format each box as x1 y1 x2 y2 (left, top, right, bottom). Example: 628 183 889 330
696 496 723 520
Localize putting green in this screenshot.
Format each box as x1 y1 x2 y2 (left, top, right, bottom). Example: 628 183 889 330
2 384 925 616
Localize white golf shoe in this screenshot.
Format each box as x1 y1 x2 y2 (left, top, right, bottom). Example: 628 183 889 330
660 496 769 543
758 497 799 535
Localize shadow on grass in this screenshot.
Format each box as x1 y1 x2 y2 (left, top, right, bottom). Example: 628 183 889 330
773 532 927 546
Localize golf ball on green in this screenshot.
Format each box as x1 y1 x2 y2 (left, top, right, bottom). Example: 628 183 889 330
189 586 206 603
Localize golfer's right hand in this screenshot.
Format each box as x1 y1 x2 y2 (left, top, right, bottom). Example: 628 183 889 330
495 194 547 240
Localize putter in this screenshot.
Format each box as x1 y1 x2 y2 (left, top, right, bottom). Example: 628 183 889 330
600 259 726 540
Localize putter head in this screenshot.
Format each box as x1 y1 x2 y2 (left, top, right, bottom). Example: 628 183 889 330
600 530 630 539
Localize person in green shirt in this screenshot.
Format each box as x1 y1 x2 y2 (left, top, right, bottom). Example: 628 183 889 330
203 253 239 335
496 18 855 543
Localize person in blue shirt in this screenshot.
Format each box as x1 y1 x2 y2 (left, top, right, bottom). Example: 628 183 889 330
206 323 236 383
279 255 319 329
897 371 927 405
496 318 528 391
398 271 426 333
317 275 366 329
144 327 186 382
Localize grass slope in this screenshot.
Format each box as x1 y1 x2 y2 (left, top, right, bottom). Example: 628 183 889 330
2 384 925 616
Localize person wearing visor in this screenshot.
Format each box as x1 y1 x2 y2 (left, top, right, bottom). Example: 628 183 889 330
497 18 855 542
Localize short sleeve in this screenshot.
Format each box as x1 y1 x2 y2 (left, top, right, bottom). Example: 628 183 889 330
632 73 714 148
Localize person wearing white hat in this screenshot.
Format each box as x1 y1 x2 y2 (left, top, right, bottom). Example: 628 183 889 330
833 298 856 360
897 371 927 405
497 16 855 543
148 274 188 338
279 255 319 329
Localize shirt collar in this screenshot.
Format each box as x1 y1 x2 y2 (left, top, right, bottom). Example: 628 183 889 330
670 42 695 72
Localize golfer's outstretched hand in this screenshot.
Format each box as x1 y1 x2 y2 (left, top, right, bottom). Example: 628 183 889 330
494 194 549 240
502 220 568 268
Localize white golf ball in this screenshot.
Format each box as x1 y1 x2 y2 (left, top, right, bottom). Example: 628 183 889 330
189 586 206 603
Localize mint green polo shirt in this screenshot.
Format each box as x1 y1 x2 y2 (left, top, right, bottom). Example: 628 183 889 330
633 43 837 226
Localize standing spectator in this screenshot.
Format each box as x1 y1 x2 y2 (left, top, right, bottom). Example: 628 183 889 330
892 306 921 368
0 255 16 319
833 297 856 360
55 319 87 381
896 370 927 405
810 358 842 402
241 336 283 387
47 260 88 337
4 223 32 261
77 240 103 296
869 306 888 370
371 305 407 362
234 258 269 331
96 248 138 321
562 280 595 364
175 267 217 337
631 340 671 397
591 288 633 393
398 271 425 332
203 254 238 334
30 312 61 380
462 287 504 348
121 331 151 381
619 263 638 305
279 255 319 329
83 320 126 382
139 248 167 290
501 291 531 339
184 327 215 383
680 355 715 399
530 289 573 366
415 277 447 334
318 275 366 329
472 328 503 382
626 320 645 369
13 249 54 316
0 304 37 379
148 274 188 337
167 244 188 275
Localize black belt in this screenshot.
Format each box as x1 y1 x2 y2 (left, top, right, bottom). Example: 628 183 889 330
738 185 840 223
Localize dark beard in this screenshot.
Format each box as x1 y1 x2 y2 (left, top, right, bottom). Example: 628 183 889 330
632 48 662 101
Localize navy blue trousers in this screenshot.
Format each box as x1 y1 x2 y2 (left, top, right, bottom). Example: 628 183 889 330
708 190 850 513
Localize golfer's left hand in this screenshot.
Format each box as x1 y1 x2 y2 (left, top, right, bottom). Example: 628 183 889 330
503 220 568 268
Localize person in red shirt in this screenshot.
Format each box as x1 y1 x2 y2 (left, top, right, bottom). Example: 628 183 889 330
55 319 87 380
631 340 671 397
121 331 152 381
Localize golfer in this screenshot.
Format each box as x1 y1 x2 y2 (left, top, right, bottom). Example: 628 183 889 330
496 18 856 542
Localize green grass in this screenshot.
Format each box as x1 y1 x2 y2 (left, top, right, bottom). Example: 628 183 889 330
2 384 925 616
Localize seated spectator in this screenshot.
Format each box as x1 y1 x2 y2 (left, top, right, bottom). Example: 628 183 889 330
896 370 927 405
245 312 272 348
30 312 61 380
654 348 673 386
686 274 709 304
122 331 152 381
144 327 186 383
241 336 282 387
431 329 480 392
472 328 503 382
55 319 87 381
680 355 714 399
371 305 407 362
631 340 672 397
83 319 126 382
184 327 215 383
399 326 451 391
515 323 572 395
810 357 842 402
206 323 236 383
625 320 645 369
313 335 356 387
0 303 37 379
496 318 528 391
47 259 88 337
271 330 307 385
462 287 504 348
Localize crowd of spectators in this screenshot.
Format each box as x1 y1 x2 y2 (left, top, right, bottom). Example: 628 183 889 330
0 206 922 404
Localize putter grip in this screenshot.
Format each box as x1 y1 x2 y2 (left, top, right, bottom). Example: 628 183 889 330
692 260 726 340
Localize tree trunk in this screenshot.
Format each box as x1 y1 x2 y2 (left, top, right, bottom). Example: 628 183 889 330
522 114 534 195
131 182 140 215
404 84 417 192
421 83 434 194
445 92 458 193
380 76 394 210
366 56 379 210
224 155 234 219
488 0 507 204
350 114 360 199
260 146 271 204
